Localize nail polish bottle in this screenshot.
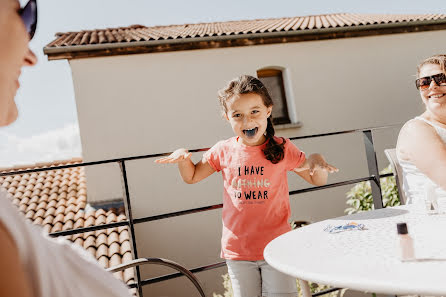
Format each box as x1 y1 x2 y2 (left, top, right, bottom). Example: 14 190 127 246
397 222 414 261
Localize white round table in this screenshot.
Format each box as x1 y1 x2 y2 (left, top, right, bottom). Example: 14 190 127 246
264 205 446 296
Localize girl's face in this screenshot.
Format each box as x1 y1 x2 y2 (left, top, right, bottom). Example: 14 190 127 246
225 92 272 146
0 0 37 127
418 63 446 118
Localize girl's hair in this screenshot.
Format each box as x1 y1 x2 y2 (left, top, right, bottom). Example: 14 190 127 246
417 54 446 77
218 75 285 164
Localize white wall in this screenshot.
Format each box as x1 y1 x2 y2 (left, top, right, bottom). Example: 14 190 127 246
69 29 445 296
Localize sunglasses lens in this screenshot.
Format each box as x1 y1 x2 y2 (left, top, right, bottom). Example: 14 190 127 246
433 73 446 86
416 78 430 90
20 0 37 39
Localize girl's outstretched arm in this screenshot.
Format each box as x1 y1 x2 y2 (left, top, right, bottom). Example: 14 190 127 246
293 153 338 186
155 148 216 184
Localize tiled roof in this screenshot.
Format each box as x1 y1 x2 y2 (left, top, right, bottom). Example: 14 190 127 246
46 13 446 48
0 159 136 292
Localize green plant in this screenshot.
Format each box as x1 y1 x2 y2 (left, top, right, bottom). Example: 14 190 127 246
298 281 346 297
213 273 233 297
345 165 400 215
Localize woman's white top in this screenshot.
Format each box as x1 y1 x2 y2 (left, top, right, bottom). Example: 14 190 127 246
0 192 131 297
398 116 446 204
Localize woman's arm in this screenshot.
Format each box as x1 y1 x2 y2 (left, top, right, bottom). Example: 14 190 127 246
397 119 446 190
292 153 338 186
155 148 216 184
0 222 32 297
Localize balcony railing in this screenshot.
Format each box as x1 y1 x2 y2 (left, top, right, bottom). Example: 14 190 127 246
0 124 401 297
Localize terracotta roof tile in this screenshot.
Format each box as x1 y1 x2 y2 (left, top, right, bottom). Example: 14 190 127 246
62 220 74 231
51 222 63 233
98 255 109 268
0 159 135 288
96 232 108 246
110 253 122 268
120 241 132 255
44 13 446 53
119 230 130 243
43 224 51 233
84 216 96 227
96 244 108 259
84 235 96 249
33 208 45 219
107 231 119 246
74 237 84 247
82 230 95 239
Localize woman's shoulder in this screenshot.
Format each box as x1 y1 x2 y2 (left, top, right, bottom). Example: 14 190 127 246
399 117 437 138
397 117 438 160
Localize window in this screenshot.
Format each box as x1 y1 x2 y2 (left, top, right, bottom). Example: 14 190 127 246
257 68 290 125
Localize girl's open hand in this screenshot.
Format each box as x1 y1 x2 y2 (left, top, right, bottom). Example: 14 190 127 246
307 153 338 175
154 148 192 164
294 153 338 175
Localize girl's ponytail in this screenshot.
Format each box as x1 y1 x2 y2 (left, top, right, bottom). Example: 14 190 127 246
263 117 285 164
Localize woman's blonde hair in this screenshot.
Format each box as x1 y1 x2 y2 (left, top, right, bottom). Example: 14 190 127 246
417 54 446 77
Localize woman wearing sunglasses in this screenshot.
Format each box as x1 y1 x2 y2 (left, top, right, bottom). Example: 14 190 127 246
0 1 131 296
396 54 446 205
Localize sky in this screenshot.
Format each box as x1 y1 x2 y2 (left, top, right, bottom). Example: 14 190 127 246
1 0 446 167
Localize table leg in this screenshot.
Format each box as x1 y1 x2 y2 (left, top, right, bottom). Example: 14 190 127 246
299 279 311 297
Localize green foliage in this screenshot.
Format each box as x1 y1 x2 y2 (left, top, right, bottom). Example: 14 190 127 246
298 281 346 297
213 273 233 297
345 165 400 215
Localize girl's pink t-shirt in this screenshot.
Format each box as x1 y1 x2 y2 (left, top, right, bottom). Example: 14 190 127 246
204 136 305 260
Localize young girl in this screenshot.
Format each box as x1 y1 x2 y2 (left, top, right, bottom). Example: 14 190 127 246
156 75 338 297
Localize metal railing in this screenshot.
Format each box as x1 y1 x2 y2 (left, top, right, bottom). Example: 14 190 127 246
0 124 400 297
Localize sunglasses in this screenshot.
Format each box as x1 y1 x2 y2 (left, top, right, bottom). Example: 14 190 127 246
19 0 38 40
415 73 446 91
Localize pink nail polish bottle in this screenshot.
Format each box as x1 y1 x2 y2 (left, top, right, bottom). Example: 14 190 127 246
397 222 415 261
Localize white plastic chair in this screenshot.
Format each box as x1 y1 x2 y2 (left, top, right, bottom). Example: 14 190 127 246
384 148 407 205
107 257 206 297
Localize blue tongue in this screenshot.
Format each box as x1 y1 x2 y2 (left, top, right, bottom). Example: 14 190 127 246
245 129 256 137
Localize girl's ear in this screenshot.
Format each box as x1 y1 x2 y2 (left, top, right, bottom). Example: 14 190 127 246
224 113 229 121
267 106 272 118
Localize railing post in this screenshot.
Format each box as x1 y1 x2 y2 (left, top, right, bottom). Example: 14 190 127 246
119 160 144 297
362 130 384 209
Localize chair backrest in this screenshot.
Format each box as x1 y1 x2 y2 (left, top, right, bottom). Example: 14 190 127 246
107 257 206 297
384 148 407 205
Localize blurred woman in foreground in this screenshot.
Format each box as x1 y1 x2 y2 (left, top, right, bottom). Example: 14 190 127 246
0 1 132 296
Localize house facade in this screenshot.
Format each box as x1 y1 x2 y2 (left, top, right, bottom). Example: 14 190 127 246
44 13 446 296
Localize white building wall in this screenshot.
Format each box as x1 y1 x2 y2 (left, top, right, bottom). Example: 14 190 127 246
69 29 445 296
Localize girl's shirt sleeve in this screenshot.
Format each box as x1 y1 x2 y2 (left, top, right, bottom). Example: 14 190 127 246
285 138 306 171
203 141 223 172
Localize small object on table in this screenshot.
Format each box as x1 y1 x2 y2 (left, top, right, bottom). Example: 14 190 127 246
397 222 415 261
324 222 366 234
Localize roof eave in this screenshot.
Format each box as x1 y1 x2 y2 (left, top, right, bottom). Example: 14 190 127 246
43 19 446 61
